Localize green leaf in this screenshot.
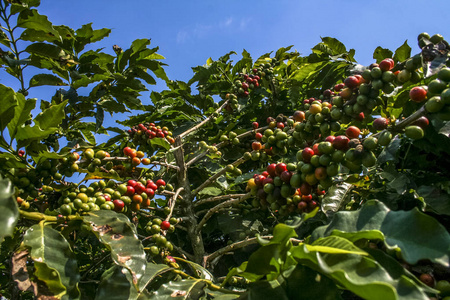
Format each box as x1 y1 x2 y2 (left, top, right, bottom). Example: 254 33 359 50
306 236 368 256
83 210 147 290
311 200 450 266
175 258 214 280
95 263 171 300
284 265 341 300
75 23 111 52
292 245 430 300
26 42 63 60
320 183 352 218
289 61 329 82
149 279 207 299
95 106 104 132
29 73 67 87
198 187 222 197
6 94 35 140
34 99 68 130
373 47 393 63
417 186 450 216
17 9 59 39
0 176 19 243
15 125 58 148
23 223 81 299
393 88 410 108
149 137 170 150
0 84 19 132
246 277 288 300
393 40 411 62
321 37 347 55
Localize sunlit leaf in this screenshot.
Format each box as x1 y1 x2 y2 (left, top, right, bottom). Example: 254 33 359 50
0 176 19 243
23 223 81 299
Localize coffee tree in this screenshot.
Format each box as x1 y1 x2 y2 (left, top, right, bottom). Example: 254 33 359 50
1 1 450 299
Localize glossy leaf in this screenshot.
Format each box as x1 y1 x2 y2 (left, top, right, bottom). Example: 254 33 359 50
284 265 342 300
320 183 352 218
6 93 35 140
96 263 171 300
393 40 411 62
417 185 450 215
292 245 430 300
23 223 81 299
17 9 59 38
0 84 19 132
306 236 368 256
373 46 393 63
34 99 68 130
0 176 19 243
26 42 63 60
83 210 147 290
149 137 170 150
311 200 450 266
149 279 207 300
29 73 67 87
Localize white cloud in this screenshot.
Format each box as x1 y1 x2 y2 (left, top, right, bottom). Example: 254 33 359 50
176 17 248 44
176 30 189 44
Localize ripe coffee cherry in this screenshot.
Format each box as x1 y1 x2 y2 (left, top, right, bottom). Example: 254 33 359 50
275 163 287 175
333 135 349 150
409 86 427 103
161 220 171 231
156 179 166 187
345 126 361 139
379 58 394 71
267 163 277 177
252 122 259 129
344 76 360 89
373 117 389 131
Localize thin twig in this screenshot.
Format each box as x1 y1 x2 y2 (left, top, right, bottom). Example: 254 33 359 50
195 193 251 233
192 156 247 196
186 126 268 167
204 236 303 267
178 100 229 139
193 194 247 207
166 187 184 220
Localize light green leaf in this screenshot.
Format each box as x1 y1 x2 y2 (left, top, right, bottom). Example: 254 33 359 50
198 187 222 197
306 236 368 255
149 137 170 150
373 47 393 63
34 99 68 130
149 279 207 300
23 223 80 299
17 9 59 39
0 176 19 243
83 210 147 290
0 84 19 132
6 94 35 140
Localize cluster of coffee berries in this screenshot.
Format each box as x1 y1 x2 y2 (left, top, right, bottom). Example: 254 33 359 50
128 122 175 146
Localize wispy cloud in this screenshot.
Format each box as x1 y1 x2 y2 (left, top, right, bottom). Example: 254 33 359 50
176 16 248 44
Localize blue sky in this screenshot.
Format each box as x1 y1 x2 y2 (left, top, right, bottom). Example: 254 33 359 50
33 0 450 86
2 0 450 132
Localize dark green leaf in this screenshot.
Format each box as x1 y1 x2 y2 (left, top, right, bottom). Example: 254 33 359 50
292 244 430 300
29 73 67 87
373 47 393 63
393 40 411 62
95 106 104 132
83 210 147 290
393 88 410 108
23 223 81 299
417 186 450 216
311 200 450 266
15 125 58 148
26 42 63 60
0 176 19 243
